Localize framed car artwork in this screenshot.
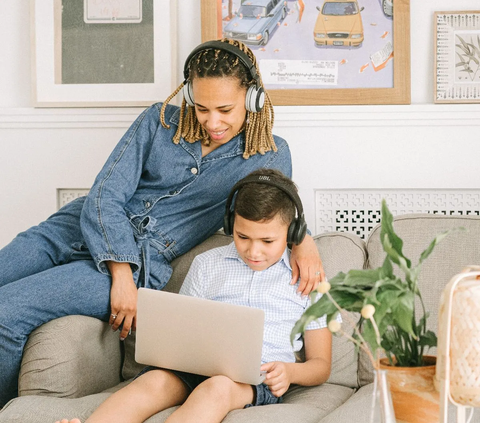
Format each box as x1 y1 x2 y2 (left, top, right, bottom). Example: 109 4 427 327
200 0 410 105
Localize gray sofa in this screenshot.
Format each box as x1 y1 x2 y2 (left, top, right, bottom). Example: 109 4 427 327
1 213 480 423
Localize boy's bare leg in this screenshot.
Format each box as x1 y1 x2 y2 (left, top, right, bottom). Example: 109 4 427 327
166 375 254 423
55 369 188 423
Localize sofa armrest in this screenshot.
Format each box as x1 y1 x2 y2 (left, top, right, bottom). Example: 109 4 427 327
19 315 122 398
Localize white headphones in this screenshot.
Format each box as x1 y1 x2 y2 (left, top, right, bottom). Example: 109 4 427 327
182 41 265 113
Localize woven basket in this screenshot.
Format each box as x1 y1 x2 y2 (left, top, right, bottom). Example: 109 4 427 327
436 266 480 422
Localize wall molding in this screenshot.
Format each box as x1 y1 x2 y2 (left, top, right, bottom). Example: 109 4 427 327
0 107 145 129
2 104 480 129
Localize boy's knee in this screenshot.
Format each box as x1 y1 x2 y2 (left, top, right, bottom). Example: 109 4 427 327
135 369 174 393
199 375 236 398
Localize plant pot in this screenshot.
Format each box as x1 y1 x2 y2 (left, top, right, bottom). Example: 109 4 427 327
379 356 440 423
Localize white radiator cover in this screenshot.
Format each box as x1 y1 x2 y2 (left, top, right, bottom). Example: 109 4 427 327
315 189 480 239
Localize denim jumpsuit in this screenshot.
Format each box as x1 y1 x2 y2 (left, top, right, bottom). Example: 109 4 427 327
0 103 292 406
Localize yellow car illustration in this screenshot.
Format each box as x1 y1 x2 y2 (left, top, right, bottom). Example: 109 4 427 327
314 0 365 47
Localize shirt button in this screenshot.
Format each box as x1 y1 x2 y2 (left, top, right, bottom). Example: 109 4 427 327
145 201 151 208
191 167 198 175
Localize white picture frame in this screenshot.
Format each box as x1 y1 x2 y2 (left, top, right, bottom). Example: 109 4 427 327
84 0 143 24
434 10 480 104
31 0 176 107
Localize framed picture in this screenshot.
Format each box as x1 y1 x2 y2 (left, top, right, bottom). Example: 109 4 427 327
200 0 410 105
31 0 176 107
434 11 480 104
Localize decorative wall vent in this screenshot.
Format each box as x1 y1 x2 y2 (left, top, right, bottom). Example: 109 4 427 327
57 188 90 210
315 190 480 239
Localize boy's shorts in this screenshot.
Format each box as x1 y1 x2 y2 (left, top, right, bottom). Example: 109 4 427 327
137 366 282 407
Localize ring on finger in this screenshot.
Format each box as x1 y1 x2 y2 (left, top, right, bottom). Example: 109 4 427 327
315 271 322 276
111 314 117 320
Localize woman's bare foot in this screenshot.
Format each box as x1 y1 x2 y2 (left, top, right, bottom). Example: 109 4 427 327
55 419 81 423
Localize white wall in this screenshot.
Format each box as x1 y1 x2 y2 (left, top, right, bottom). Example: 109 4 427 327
1 0 480 247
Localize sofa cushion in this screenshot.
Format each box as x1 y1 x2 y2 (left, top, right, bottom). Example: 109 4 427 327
359 213 480 385
18 315 122 399
0 382 354 423
313 232 367 389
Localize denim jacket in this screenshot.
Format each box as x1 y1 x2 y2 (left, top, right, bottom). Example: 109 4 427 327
79 103 292 289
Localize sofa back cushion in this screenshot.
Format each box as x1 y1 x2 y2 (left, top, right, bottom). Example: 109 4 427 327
314 232 367 389
358 214 480 385
20 315 122 398
122 231 368 390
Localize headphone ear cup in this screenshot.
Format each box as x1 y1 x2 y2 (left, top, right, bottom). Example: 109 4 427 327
287 220 298 244
183 82 195 106
223 210 235 236
287 218 307 245
245 85 265 113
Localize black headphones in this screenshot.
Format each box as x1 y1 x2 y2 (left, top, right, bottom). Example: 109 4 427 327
182 40 265 113
223 173 307 245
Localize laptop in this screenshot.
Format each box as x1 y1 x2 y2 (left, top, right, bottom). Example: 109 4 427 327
135 287 266 385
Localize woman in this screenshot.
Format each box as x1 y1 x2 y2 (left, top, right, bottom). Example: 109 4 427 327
0 39 324 407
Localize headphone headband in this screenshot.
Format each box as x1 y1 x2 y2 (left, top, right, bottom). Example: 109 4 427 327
183 40 260 88
224 173 307 245
226 174 304 218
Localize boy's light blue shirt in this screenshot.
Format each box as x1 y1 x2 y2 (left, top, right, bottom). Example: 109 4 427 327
179 243 325 364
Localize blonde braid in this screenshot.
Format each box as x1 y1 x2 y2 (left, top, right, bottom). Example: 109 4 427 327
160 39 277 158
160 82 184 130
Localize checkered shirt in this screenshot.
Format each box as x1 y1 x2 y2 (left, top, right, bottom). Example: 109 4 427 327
179 242 326 364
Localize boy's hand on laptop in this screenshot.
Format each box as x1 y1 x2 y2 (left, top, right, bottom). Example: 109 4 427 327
290 234 325 296
261 361 292 397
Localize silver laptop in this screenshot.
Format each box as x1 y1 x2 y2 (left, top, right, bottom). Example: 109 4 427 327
135 288 266 385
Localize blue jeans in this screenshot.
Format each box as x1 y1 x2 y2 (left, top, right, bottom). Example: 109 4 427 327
0 201 114 406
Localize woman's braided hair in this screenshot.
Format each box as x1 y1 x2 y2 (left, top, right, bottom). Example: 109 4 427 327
160 38 276 159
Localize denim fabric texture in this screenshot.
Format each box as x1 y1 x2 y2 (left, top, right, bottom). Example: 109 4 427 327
0 102 292 406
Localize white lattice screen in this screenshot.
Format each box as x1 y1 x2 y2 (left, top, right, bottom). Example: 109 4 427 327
315 190 480 239
57 188 90 210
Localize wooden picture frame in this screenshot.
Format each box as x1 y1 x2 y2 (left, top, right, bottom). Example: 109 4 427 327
434 11 480 104
31 0 176 107
200 0 410 106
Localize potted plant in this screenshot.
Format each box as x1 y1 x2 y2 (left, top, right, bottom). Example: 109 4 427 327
291 200 457 423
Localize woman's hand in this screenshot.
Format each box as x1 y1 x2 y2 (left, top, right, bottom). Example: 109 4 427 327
261 361 292 397
107 261 137 341
290 234 325 296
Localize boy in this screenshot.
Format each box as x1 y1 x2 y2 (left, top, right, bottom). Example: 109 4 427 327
57 169 331 423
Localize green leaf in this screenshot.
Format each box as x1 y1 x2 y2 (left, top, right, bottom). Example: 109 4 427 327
418 227 465 266
380 200 412 269
418 230 450 264
419 330 437 349
392 292 416 337
380 256 394 279
329 272 347 285
343 268 382 287
361 321 381 352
